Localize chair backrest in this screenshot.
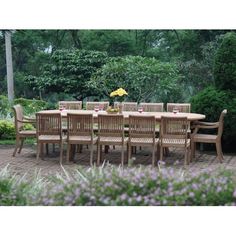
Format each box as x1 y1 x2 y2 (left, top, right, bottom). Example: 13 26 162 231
67 113 93 137
36 112 62 137
98 114 124 138
167 103 191 113
139 103 164 112
129 115 156 140
121 102 138 111
13 104 24 132
86 102 109 111
160 116 188 145
218 109 227 138
59 101 82 110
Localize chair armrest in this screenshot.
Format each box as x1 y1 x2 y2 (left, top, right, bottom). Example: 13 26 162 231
195 121 219 126
17 119 36 124
23 116 36 121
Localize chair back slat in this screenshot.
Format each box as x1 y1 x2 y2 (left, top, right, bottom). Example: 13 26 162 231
67 113 93 136
98 114 124 137
13 104 24 132
36 113 62 136
86 102 109 111
59 101 82 110
160 116 188 145
129 115 156 139
167 103 191 113
115 102 137 111
139 103 164 112
218 109 227 138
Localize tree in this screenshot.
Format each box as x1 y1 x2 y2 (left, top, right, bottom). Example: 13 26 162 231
87 56 185 103
214 32 236 91
25 49 108 100
5 31 14 102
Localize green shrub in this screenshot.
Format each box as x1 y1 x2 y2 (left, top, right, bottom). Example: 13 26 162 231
0 95 12 118
0 120 35 140
0 120 15 139
14 98 47 115
214 32 236 91
191 86 236 152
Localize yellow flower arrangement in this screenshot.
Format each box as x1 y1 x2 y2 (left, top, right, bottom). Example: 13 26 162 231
110 88 128 97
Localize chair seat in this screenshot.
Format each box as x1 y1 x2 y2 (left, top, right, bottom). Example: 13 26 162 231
19 130 36 137
99 137 128 145
68 135 97 144
192 134 218 143
129 137 159 145
161 138 190 147
38 135 66 141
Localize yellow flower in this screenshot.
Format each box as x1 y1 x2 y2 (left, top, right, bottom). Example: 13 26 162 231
110 88 128 97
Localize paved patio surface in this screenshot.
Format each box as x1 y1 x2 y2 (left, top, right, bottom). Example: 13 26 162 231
0 144 236 179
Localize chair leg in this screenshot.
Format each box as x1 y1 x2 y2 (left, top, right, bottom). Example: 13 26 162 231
97 144 101 166
90 144 94 166
191 142 196 161
18 138 24 154
152 146 155 167
184 148 188 166
156 144 160 162
121 145 124 167
59 142 63 165
13 137 20 157
160 146 163 161
36 142 41 163
128 143 132 165
67 143 71 163
216 142 223 163
52 144 55 152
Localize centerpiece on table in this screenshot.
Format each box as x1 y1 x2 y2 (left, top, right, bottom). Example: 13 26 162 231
107 88 128 114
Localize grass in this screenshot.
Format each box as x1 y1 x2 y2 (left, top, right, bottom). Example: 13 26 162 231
0 138 36 145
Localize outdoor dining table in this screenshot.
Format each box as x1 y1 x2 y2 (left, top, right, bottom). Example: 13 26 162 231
37 109 206 122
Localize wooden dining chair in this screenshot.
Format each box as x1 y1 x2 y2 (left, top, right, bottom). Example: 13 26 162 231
121 102 138 111
67 113 97 165
159 116 190 166
12 104 36 157
36 112 66 164
59 101 82 110
190 109 227 162
128 115 159 167
139 103 164 112
97 114 128 166
167 103 191 113
86 101 109 111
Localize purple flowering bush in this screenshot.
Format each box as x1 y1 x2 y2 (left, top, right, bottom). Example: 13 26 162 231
31 166 236 206
0 164 236 206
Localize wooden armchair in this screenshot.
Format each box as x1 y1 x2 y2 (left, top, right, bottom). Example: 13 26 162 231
36 112 66 164
97 114 128 166
59 101 82 110
121 102 138 111
139 103 164 112
128 115 159 166
67 113 97 165
12 104 36 157
159 116 190 166
190 109 227 162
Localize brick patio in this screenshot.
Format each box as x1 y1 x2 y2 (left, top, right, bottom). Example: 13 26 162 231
0 144 236 179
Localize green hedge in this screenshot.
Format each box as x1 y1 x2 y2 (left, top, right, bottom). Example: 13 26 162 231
191 86 236 152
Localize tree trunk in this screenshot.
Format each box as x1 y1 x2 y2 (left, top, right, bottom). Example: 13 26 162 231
5 31 14 102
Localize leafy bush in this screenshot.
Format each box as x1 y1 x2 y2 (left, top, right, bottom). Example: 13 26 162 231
1 165 236 206
14 98 47 115
88 56 185 103
25 49 109 100
191 86 236 152
0 120 34 140
0 95 12 118
214 32 236 91
0 120 15 139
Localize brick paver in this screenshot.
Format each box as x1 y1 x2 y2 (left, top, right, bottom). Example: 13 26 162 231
0 144 235 179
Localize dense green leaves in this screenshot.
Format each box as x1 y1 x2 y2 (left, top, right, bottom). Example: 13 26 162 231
214 32 236 91
88 56 185 103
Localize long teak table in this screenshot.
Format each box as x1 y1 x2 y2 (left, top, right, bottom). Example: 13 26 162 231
37 110 206 121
